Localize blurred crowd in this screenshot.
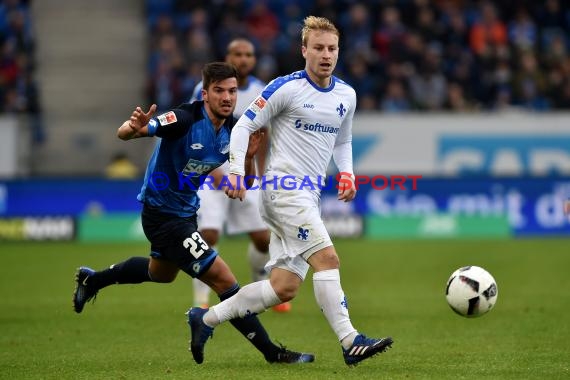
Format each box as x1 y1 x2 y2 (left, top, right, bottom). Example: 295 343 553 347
146 0 570 113
0 0 43 143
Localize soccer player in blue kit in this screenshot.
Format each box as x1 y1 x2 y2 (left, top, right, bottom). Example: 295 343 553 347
190 39 290 313
72 62 313 365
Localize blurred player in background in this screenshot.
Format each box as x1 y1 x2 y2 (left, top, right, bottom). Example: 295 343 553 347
188 17 393 366
190 38 290 313
72 62 313 365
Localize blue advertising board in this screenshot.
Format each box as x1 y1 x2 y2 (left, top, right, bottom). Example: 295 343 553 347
2 177 570 237
438 135 570 176
0 179 142 216
320 177 570 237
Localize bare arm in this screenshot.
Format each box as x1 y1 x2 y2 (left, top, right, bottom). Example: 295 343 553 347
254 126 269 176
117 104 157 140
244 157 255 188
244 130 263 188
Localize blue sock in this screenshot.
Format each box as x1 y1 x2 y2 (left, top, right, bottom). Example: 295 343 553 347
219 284 280 361
88 257 151 290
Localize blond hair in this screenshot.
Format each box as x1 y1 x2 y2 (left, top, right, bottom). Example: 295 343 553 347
301 16 339 46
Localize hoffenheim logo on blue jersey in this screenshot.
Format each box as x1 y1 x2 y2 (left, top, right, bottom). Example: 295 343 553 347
182 159 219 175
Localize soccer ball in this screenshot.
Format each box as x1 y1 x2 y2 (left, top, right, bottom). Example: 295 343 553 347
445 266 498 318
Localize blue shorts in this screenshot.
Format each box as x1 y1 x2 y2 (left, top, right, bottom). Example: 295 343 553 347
141 204 217 278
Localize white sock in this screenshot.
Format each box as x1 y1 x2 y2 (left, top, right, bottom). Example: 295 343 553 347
192 244 215 306
313 269 358 349
204 280 281 327
247 242 269 282
192 278 211 307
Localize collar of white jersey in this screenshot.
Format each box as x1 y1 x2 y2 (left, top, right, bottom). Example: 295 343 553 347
302 70 336 93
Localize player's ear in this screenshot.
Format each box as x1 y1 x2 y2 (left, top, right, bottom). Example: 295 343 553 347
201 88 207 102
301 45 307 58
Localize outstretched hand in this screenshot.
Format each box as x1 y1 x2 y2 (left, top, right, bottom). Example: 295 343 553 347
129 104 157 132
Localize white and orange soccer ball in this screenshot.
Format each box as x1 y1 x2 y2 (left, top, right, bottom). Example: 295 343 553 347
445 266 498 318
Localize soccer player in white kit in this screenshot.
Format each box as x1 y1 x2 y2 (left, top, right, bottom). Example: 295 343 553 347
190 39 291 312
188 16 393 366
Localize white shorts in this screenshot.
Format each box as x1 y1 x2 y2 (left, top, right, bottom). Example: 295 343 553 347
197 187 267 235
260 187 332 280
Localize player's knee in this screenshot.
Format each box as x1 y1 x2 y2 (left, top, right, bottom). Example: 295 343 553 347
324 252 340 268
309 248 340 271
271 276 301 302
273 285 298 302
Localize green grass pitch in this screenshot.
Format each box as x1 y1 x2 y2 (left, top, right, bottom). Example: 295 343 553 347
1 238 569 379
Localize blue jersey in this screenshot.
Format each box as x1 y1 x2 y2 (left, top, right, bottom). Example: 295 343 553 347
137 101 234 217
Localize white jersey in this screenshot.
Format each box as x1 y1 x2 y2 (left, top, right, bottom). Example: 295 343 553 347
190 75 266 119
229 70 355 192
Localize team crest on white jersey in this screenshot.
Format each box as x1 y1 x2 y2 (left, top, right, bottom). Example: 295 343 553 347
157 111 177 125
336 103 346 118
297 226 310 241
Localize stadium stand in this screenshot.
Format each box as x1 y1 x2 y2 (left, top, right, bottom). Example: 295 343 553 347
145 0 570 112
0 0 43 143
29 0 151 176
4 1 569 176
